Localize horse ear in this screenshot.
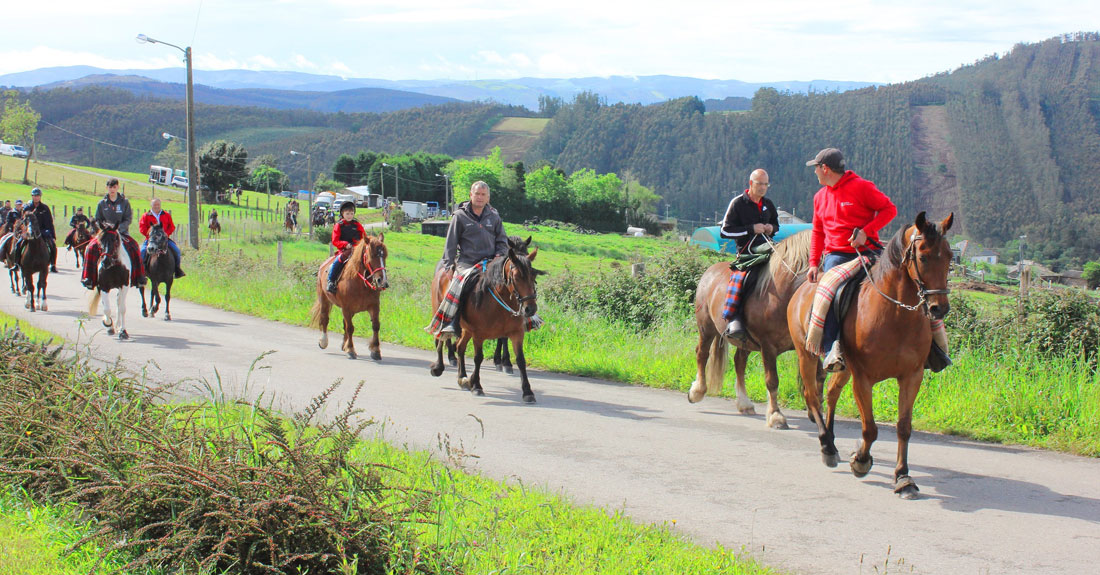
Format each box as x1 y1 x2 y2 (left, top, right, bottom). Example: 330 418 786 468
914 211 928 231
524 236 532 248
378 232 384 243
940 213 954 233
507 246 516 261
528 246 538 262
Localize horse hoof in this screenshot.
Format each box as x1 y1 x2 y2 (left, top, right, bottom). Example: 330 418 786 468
822 449 839 468
504 366 514 375
448 358 457 367
370 350 381 361
494 364 503 372
849 452 873 477
474 388 485 396
164 314 171 321
522 394 536 404
118 330 129 341
348 351 357 360
106 327 115 336
40 303 47 312
142 310 148 317
688 380 706 404
767 412 789 430
737 401 757 415
895 476 920 500
318 336 328 350
430 364 444 377
458 377 471 390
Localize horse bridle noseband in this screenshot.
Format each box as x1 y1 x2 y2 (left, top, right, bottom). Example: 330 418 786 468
856 229 950 316
490 258 536 317
356 244 387 291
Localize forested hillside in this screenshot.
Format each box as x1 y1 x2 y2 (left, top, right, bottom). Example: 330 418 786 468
528 34 1100 267
24 86 528 188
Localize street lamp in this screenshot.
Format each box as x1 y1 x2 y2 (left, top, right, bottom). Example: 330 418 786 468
138 33 199 249
290 150 312 236
382 162 399 203
435 173 451 215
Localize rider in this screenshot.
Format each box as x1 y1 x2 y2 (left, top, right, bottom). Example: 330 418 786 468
427 181 509 339
81 178 146 290
69 206 90 230
0 200 10 223
805 148 897 371
326 201 366 293
3 200 23 235
138 198 185 278
15 188 58 272
719 169 779 340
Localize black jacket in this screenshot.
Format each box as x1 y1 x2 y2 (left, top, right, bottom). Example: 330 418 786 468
95 193 133 236
23 201 55 240
442 201 508 269
720 192 779 252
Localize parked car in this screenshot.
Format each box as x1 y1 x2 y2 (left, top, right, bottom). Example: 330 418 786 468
171 175 188 188
278 190 297 198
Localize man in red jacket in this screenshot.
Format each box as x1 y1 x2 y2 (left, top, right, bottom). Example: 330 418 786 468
805 148 897 370
138 198 185 278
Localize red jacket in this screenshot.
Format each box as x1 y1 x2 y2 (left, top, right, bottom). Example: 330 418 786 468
810 171 897 268
138 210 176 239
331 219 366 251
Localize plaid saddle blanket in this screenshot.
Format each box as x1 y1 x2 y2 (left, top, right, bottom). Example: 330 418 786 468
804 256 871 355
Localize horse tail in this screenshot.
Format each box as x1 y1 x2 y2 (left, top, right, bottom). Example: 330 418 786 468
309 289 325 329
89 290 102 317
705 334 728 395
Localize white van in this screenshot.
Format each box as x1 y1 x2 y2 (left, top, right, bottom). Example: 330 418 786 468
0 143 29 158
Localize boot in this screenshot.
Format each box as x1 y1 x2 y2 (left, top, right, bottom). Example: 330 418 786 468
823 341 846 372
326 280 338 293
81 277 94 290
174 265 186 278
723 318 747 342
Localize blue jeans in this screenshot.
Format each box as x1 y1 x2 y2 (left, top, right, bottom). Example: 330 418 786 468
820 251 874 351
328 251 346 284
141 238 182 266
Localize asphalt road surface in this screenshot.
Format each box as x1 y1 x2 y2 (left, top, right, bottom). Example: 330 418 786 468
4 251 1098 575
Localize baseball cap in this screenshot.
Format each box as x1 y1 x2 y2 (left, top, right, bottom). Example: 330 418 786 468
806 148 845 171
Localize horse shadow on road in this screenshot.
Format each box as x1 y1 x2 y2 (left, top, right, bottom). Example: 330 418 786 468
169 317 238 328
479 392 661 421
126 334 218 350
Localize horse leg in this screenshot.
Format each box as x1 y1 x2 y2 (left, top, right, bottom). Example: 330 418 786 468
493 338 503 371
447 340 457 366
22 270 33 311
430 338 446 376
732 348 756 414
101 290 115 336
163 280 172 321
893 370 924 499
151 282 161 317
116 288 129 340
820 370 851 468
455 334 471 390
849 373 878 478
795 346 832 464
368 303 381 361
139 284 149 317
513 335 535 403
689 327 715 403
501 338 513 374
38 270 46 312
470 338 485 396
761 352 788 429
342 308 356 359
316 297 332 349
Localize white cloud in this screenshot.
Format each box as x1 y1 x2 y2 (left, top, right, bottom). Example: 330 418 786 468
292 54 318 70
0 46 178 75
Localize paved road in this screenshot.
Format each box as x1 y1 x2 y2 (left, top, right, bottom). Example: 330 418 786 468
4 251 1099 575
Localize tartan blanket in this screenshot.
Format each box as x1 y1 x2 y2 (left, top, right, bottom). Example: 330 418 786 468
804 257 870 355
722 269 749 320
428 260 545 337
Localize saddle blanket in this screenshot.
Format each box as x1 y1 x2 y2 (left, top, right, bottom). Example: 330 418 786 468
804 257 870 355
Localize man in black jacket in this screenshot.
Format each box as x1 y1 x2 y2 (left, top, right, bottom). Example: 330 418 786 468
15 188 58 272
719 169 779 340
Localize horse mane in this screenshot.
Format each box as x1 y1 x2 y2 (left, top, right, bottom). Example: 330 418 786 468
753 229 813 297
473 252 533 308
340 235 377 281
870 221 943 284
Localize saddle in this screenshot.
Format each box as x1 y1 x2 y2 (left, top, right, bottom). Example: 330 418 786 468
831 265 868 327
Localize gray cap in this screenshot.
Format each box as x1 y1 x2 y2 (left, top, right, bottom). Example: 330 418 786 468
806 148 845 171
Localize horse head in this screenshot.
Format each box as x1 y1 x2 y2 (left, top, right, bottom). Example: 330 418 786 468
22 214 40 239
148 223 168 254
507 235 532 256
98 229 122 268
359 233 389 290
905 212 954 320
505 246 540 317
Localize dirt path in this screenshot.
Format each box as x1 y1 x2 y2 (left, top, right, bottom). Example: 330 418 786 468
4 251 1099 575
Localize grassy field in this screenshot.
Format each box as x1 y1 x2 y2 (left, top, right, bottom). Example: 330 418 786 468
491 117 551 134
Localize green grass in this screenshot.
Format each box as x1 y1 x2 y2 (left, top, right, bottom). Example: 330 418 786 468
0 310 61 343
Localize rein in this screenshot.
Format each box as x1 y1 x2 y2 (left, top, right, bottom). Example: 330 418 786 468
489 259 535 317
355 246 387 290
854 229 950 315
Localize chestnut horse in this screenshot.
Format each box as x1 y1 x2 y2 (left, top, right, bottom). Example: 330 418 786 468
787 212 953 499
690 230 814 428
309 234 389 360
64 221 93 269
429 247 541 402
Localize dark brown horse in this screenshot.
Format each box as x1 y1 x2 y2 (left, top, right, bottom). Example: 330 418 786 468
787 212 953 499
17 215 50 312
309 234 389 360
1 217 27 294
429 248 541 402
64 222 93 269
208 211 221 238
139 223 175 320
690 230 813 428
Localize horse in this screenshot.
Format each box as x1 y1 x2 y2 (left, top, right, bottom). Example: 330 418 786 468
139 223 176 321
64 222 93 269
284 210 298 233
207 211 221 239
428 247 542 402
309 234 389 360
689 230 814 428
440 236 533 374
88 230 133 340
17 216 50 312
0 217 25 294
787 212 953 499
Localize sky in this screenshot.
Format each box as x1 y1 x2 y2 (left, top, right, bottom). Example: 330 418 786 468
3 0 1099 84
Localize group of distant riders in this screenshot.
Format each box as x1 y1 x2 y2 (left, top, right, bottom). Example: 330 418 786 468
0 147 948 370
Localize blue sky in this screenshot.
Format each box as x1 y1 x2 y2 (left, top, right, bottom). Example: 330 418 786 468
4 0 1099 83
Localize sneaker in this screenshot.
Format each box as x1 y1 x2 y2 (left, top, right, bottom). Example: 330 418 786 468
723 318 747 342
326 280 338 293
823 341 846 372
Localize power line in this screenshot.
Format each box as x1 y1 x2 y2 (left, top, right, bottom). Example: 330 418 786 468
39 120 160 154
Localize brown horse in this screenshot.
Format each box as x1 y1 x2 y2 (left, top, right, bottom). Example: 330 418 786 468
64 222 93 269
0 219 25 294
284 210 298 233
208 211 221 239
690 230 814 428
17 216 50 312
787 212 953 499
428 248 541 402
309 234 389 360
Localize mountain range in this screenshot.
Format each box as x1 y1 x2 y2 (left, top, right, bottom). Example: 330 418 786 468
0 66 875 110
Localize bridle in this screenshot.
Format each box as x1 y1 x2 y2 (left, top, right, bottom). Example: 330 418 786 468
490 258 537 317
356 241 387 291
855 228 950 316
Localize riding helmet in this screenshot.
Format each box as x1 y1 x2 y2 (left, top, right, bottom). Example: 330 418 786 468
339 200 356 213
30 187 42 196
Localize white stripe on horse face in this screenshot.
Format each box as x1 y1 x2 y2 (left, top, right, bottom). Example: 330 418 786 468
380 257 387 285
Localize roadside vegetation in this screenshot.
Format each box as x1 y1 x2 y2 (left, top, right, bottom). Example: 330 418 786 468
0 329 774 574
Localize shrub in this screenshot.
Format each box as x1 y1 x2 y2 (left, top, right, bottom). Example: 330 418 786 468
1023 290 1100 365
